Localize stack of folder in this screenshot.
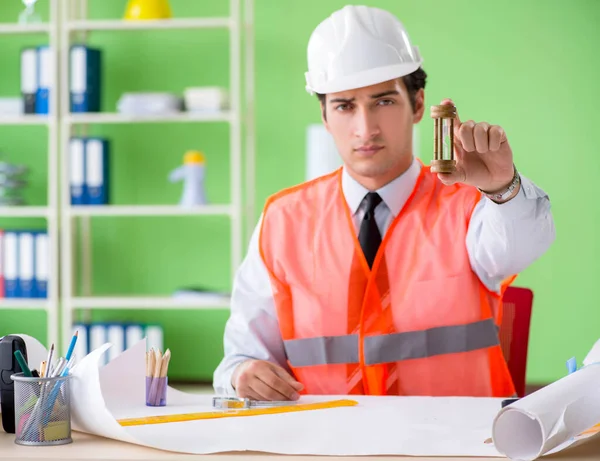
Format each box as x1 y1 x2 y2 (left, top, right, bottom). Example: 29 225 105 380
20 46 52 114
69 137 110 205
72 322 164 366
0 229 49 298
18 44 102 115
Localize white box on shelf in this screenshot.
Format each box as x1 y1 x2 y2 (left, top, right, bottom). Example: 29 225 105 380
184 87 229 113
116 92 182 116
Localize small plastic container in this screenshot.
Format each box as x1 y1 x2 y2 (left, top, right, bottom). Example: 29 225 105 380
12 372 72 446
146 376 167 407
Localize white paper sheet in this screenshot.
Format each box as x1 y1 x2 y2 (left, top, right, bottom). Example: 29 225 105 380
492 341 600 460
68 340 505 456
3 334 598 458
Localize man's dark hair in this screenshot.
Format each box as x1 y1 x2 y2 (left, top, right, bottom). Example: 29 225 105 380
317 67 427 120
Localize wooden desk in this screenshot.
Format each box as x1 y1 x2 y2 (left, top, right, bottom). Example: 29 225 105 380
0 431 599 461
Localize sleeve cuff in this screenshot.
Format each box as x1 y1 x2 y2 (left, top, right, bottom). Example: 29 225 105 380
213 361 244 396
482 174 548 220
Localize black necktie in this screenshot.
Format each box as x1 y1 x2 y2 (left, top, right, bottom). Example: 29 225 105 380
358 192 382 269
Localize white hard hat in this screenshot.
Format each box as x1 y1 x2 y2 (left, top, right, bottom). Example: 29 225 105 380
305 5 423 95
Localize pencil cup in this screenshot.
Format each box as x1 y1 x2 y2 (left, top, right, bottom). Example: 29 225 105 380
146 376 167 407
11 372 72 446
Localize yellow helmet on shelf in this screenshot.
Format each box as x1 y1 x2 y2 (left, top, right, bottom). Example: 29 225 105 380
183 151 205 165
124 0 173 20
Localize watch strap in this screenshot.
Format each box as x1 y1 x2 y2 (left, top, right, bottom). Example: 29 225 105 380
478 165 520 202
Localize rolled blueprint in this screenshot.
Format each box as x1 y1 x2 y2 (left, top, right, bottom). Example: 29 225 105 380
492 339 600 460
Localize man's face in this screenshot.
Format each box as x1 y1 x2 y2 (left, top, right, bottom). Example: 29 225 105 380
322 79 424 189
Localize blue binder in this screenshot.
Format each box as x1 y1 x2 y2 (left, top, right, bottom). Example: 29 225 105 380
35 46 51 115
70 45 102 113
34 231 49 298
85 138 110 205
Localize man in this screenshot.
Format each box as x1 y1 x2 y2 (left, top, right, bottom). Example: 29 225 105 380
213 5 555 400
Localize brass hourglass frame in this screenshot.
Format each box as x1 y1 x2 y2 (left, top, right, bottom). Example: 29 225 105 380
430 104 457 174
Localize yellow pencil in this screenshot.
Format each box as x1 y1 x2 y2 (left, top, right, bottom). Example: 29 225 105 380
579 422 600 436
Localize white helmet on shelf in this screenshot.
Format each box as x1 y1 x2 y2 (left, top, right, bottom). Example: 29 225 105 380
305 5 423 95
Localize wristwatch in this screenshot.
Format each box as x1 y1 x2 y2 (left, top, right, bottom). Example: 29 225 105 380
478 165 521 202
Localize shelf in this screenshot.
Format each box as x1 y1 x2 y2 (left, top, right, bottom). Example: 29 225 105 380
67 17 232 31
0 299 51 309
71 296 231 309
65 111 232 125
0 114 50 126
68 205 233 217
0 23 51 35
0 206 49 218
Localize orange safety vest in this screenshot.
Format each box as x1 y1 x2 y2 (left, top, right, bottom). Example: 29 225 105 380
259 164 516 397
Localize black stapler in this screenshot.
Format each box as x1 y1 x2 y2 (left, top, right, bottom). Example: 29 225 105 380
0 335 28 433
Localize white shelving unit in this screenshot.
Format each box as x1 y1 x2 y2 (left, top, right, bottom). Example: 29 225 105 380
67 205 234 217
0 0 60 347
0 23 51 35
71 296 231 310
0 114 51 125
66 111 233 124
0 206 51 218
67 18 232 31
59 0 255 352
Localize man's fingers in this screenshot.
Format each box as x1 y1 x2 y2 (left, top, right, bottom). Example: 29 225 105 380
238 387 264 401
437 172 459 186
458 120 476 152
233 360 303 401
488 125 505 151
437 165 466 186
273 366 304 391
474 122 490 153
259 369 300 400
440 98 461 128
251 378 292 401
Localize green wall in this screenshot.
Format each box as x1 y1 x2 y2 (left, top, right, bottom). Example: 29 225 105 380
1 1 598 385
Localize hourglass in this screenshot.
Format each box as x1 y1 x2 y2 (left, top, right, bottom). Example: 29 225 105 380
19 0 41 25
430 104 457 174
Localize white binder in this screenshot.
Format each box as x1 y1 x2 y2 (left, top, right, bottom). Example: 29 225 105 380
107 324 125 363
90 324 107 366
3 232 18 298
69 137 86 204
125 324 144 350
146 325 164 352
20 47 37 113
17 232 35 298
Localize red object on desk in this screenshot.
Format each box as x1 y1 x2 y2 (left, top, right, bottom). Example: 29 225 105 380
499 286 534 398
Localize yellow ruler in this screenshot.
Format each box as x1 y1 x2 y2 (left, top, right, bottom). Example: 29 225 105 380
118 399 358 427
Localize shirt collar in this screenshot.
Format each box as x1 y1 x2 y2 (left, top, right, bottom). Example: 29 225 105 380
341 157 421 217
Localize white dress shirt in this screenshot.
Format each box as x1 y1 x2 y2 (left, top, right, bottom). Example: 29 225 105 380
212 158 555 395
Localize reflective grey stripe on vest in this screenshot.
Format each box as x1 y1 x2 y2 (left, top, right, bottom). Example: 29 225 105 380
284 334 359 367
364 318 499 365
284 319 498 367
